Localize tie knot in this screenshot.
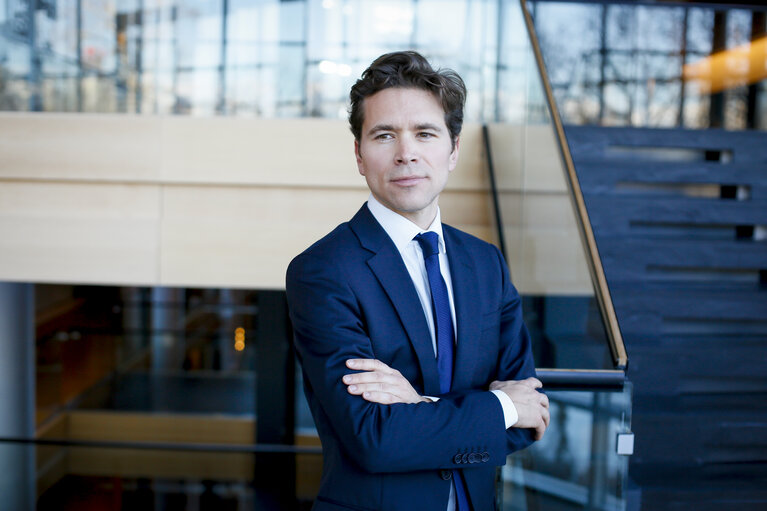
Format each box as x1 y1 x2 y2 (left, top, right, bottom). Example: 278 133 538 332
415 231 440 258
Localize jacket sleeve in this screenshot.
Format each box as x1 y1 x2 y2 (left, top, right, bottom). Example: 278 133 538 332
491 245 538 454
286 250 510 474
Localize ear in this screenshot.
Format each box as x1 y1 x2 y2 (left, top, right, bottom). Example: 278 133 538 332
355 139 365 176
448 137 460 172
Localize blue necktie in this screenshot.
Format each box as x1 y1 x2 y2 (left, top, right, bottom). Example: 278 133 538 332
414 232 471 511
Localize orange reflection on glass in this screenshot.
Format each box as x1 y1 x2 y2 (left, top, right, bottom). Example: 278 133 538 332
683 36 767 94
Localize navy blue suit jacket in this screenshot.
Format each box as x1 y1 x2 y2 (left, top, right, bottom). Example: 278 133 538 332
286 204 536 511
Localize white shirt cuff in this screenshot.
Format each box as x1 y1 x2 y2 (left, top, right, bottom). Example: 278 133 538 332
491 389 519 428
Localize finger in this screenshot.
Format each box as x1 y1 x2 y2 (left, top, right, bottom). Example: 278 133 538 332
343 371 396 385
346 358 376 371
347 382 393 395
540 393 549 409
524 377 542 389
541 406 550 429
346 358 394 374
361 391 398 405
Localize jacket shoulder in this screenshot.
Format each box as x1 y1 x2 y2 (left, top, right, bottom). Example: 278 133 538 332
296 222 357 260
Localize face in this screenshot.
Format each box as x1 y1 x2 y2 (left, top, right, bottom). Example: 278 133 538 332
355 87 460 229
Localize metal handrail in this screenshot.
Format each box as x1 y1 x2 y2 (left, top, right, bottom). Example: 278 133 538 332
537 368 626 391
520 0 628 370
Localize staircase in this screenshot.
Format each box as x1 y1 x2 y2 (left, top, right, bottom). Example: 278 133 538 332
564 126 767 509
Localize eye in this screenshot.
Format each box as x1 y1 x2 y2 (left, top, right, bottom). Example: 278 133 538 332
374 133 393 140
417 132 435 139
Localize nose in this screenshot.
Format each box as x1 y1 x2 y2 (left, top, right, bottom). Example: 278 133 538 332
394 136 418 165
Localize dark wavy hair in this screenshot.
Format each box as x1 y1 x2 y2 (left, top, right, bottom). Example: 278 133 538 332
349 51 466 149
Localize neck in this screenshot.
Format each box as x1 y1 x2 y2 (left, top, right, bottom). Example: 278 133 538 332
370 195 439 231
403 210 437 230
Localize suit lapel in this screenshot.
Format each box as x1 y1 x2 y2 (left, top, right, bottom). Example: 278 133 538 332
349 206 441 396
444 226 483 391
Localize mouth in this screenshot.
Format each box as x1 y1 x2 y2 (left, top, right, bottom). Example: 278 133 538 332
391 175 426 187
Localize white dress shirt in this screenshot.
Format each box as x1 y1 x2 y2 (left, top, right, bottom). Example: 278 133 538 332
366 194 519 510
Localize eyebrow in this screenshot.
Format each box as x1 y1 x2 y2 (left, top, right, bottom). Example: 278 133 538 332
366 122 444 136
367 124 395 136
414 123 443 132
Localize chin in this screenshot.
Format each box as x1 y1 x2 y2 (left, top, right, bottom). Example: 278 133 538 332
392 199 429 214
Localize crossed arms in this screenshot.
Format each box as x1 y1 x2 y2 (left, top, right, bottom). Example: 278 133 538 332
343 358 550 440
286 242 548 474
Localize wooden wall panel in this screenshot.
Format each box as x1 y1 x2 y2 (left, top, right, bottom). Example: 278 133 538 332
159 186 369 289
0 181 160 285
500 192 593 295
488 123 567 193
160 117 358 186
489 122 592 295
0 113 162 182
157 118 483 191
0 113 590 294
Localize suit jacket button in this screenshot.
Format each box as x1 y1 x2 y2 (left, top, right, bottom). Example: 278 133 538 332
481 452 490 463
461 453 470 464
468 453 480 464
440 469 452 480
453 454 463 464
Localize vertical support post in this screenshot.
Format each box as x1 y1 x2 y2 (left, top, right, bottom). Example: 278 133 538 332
0 283 36 510
136 0 145 113
254 290 296 509
172 5 180 113
747 12 765 130
77 0 83 111
482 124 508 263
150 287 185 371
678 8 689 127
598 4 607 123
27 0 42 110
494 0 504 122
218 0 229 114
709 10 727 129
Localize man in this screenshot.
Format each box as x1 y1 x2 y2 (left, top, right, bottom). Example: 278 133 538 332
286 51 549 511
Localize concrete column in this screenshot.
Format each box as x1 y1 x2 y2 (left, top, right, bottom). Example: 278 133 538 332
0 282 36 509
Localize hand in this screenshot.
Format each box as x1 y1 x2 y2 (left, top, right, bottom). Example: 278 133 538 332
343 359 430 405
489 377 550 440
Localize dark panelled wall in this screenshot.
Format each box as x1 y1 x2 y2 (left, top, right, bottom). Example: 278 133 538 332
565 126 767 509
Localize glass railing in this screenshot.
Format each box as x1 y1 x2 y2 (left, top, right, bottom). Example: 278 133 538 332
519 3 767 509
488 1 637 508
487 0 627 376
502 385 633 511
0 283 322 509
1 437 322 510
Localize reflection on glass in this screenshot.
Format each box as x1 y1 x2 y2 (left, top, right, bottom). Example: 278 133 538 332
528 1 767 130
1 439 321 510
1 0 537 123
35 285 259 427
26 283 324 508
502 386 633 511
490 1 615 370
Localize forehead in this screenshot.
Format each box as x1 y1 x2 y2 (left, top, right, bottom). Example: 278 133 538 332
361 87 446 129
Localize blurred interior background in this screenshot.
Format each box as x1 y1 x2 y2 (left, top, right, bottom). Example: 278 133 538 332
0 0 765 509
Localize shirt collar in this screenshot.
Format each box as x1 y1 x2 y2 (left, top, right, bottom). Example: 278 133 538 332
366 194 446 254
